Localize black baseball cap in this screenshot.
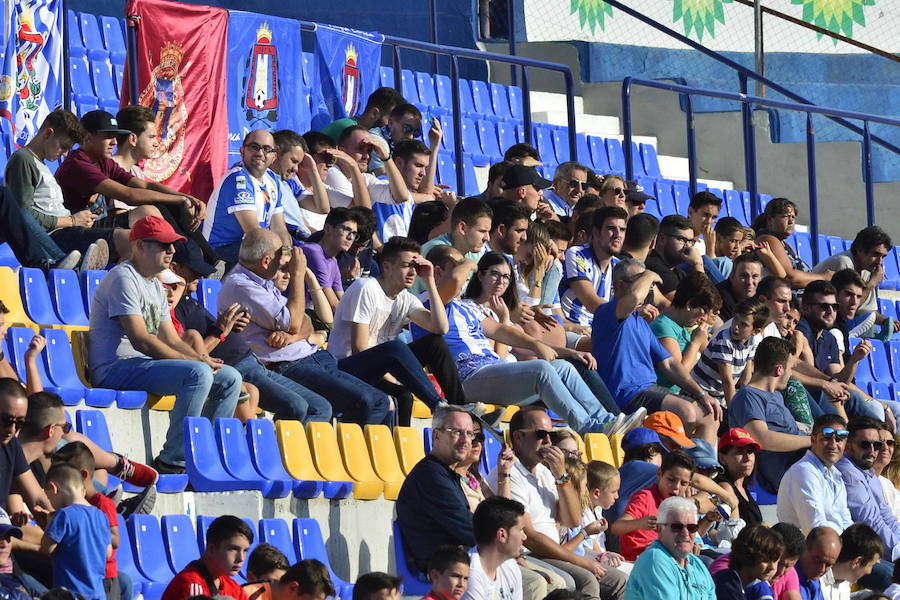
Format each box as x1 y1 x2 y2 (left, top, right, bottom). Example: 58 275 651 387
500 164 552 190
173 240 216 277
80 110 131 135
626 180 655 205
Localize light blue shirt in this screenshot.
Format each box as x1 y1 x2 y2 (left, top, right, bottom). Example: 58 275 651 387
625 540 715 600
542 188 572 217
836 455 900 556
775 450 853 535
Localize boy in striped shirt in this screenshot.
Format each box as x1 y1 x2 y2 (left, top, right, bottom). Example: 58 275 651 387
693 298 770 406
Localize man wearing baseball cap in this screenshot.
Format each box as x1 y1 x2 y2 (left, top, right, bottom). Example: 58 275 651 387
624 181 653 219
500 164 551 213
87 216 242 474
54 110 203 236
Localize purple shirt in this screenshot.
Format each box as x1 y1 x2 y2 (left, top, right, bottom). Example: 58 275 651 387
301 242 342 303
217 263 316 363
835 455 900 552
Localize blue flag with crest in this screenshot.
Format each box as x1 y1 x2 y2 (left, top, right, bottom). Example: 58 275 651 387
310 23 383 131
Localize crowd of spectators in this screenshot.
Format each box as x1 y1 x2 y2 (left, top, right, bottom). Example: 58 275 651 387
0 80 899 600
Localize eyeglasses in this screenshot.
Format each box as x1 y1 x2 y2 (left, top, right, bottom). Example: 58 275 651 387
819 427 849 441
484 269 512 283
335 224 359 241
244 142 276 155
857 440 885 451
661 522 700 534
520 428 551 440
402 124 423 137
0 414 26 430
812 302 839 313
562 449 582 460
568 180 587 190
668 233 696 246
53 422 73 434
473 432 485 445
437 427 475 440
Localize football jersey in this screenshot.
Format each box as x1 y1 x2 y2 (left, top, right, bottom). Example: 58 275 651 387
560 243 618 326
204 165 284 247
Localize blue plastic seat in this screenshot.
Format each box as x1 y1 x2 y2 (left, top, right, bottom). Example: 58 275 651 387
391 521 430 595
301 52 314 87
69 59 95 105
184 417 247 492
532 123 557 166
477 120 503 161
656 181 677 217
497 120 519 156
457 79 478 117
19 267 64 326
436 155 457 194
293 518 354 599
849 338 873 382
76 100 100 117
605 139 625 175
67 10 86 60
99 15 127 63
793 232 814 268
439 116 456 153
160 514 200 573
462 155 480 196
627 141 645 178
258 518 298 564
75 409 135 491
82 270 107 315
44 330 116 408
587 136 611 173
49 269 89 326
672 183 690 216
0 243 20 269
869 382 891 402
7 327 83 405
881 248 900 289
197 279 222 313
422 427 433 455
128 515 177 585
461 119 489 166
891 382 900 405
116 514 150 599
879 299 899 322
112 62 125 99
434 75 453 112
78 12 110 61
195 515 216 551
400 70 419 105
214 417 277 496
247 418 321 498
379 66 393 89
889 341 900 382
553 128 571 163
507 86 523 120
415 72 443 114
240 518 260 580
827 236 844 259
471 80 497 121
574 133 591 168
870 340 894 383
91 61 118 104
489 83 513 121
640 143 662 178
481 432 501 473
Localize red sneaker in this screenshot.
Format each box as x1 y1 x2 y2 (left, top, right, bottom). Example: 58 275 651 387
113 454 159 487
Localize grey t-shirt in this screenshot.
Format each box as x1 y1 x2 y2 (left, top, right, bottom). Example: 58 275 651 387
88 261 170 384
4 148 70 230
812 250 877 314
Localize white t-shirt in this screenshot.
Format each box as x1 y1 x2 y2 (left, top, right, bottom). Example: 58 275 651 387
460 549 522 600
488 460 559 544
328 277 424 359
820 569 850 600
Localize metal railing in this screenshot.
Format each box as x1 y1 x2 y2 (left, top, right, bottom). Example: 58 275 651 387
621 76 900 265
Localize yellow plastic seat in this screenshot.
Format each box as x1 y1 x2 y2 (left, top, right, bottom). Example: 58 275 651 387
393 426 425 476
364 424 405 497
573 432 588 463
502 405 519 422
610 433 625 467
584 433 616 466
411 397 432 419
274 420 326 482
70 330 92 387
308 422 382 499
0 267 37 328
146 394 176 411
338 422 399 500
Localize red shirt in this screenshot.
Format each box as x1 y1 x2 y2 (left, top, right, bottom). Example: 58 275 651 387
162 562 248 600
87 492 117 578
619 482 666 561
55 148 134 212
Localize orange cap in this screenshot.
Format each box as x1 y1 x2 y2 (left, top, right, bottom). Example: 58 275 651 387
643 411 695 448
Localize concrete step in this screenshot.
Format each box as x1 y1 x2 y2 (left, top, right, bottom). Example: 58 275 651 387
532 110 620 137
529 90 584 114
658 154 734 189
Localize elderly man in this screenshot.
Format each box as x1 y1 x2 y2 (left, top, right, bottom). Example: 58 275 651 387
795 527 842 600
396 406 477 573
625 495 715 600
541 161 588 218
203 129 293 265
217 228 389 425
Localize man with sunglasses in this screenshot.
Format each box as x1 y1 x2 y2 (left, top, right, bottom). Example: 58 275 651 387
204 129 293 266
542 162 589 218
776 414 854 535
625 495 715 600
90 216 242 474
836 415 900 587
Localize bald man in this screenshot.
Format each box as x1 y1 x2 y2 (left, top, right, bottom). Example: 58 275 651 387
204 129 293 265
795 527 841 600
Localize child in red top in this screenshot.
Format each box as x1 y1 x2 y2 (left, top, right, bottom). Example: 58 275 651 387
609 450 696 561
422 545 470 600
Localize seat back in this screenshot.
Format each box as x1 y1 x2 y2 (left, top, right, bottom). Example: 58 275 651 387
457 79 476 115
184 417 241 491
470 80 494 117
364 425 405 485
160 514 200 573
258 518 298 564
604 138 625 175
870 340 894 382
610 433 625 467
81 269 107 316
0 267 36 327
553 128 571 163
128 514 177 582
507 86 524 120
214 417 269 490
497 120 519 154
7 327 53 387
91 60 117 102
306 422 354 482
489 83 512 119
337 422 381 484
434 74 453 110
400 69 420 105
422 426 433 455
195 515 217 552
293 518 352 595
198 279 223 313
481 431 502 473
478 120 502 158
275 420 325 481
391 521 431 595
75 409 114 451
416 72 438 107
247 418 294 481
42 328 87 388
584 433 615 465
587 135 611 173
49 269 89 326
19 268 63 325
640 143 662 178
393 426 425 475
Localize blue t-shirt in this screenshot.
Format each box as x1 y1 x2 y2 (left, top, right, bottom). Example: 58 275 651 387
45 504 111 599
203 165 284 247
796 317 841 374
729 385 804 494
592 300 671 408
560 244 618 326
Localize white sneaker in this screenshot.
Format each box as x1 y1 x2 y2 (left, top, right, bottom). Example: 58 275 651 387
79 239 109 273
54 250 81 271
613 407 648 436
601 413 627 436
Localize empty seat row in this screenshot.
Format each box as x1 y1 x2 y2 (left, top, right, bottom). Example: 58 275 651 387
68 10 126 64
849 337 900 383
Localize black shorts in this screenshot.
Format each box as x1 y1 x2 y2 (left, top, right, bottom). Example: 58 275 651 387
50 226 119 260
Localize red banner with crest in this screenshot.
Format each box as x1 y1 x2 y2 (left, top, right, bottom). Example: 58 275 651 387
122 0 228 202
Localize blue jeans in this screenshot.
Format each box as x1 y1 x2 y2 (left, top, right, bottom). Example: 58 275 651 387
232 353 332 422
461 359 615 434
270 350 391 425
98 357 242 466
809 388 885 420
337 339 443 408
0 188 65 268
569 359 620 415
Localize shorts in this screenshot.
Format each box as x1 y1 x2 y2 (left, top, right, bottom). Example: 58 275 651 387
623 384 676 413
96 211 131 229
50 226 119 260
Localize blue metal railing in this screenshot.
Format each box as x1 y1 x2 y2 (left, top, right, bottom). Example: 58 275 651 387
621 77 900 265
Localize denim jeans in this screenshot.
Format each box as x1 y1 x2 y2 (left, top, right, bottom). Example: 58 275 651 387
338 338 443 408
569 359 620 415
461 359 615 434
98 357 242 466
809 387 885 420
270 350 391 425
0 188 65 269
232 353 332 422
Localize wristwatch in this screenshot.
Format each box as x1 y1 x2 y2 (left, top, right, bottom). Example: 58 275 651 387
554 473 570 486
206 325 226 342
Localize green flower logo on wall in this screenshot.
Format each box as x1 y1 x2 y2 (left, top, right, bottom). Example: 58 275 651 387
671 0 733 40
569 0 614 33
791 0 876 40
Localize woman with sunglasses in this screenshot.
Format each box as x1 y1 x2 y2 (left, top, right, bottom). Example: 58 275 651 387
598 176 627 210
873 421 900 520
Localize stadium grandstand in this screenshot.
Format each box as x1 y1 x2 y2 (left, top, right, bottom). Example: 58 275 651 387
1 0 900 598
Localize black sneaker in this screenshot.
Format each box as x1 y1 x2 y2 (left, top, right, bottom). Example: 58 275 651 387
117 484 157 519
153 456 186 475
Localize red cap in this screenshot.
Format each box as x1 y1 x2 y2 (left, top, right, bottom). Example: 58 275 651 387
129 216 186 243
718 427 761 451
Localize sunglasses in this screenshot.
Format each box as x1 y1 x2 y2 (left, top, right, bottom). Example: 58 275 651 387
885 439 896 448
858 440 885 451
473 432 485 445
568 180 586 190
0 414 26 430
606 187 626 196
54 422 73 434
402 124 423 137
819 427 849 441
520 428 551 440
812 302 839 313
661 522 699 534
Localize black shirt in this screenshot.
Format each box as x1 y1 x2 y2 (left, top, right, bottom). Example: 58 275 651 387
0 438 30 510
174 296 252 365
644 249 685 296
716 279 740 322
715 476 762 526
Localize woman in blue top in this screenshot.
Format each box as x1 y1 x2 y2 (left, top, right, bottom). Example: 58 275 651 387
753 198 832 290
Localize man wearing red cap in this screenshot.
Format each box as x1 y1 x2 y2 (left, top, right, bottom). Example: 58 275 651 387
87 216 241 473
